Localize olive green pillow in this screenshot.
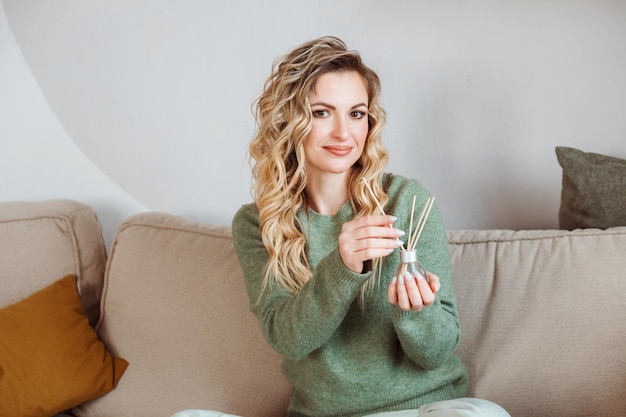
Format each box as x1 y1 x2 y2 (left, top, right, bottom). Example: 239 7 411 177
556 146 626 230
0 275 128 417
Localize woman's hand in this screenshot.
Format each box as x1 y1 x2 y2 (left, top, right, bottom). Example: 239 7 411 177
338 215 404 273
387 271 440 312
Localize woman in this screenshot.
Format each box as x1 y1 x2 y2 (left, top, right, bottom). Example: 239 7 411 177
230 36 509 417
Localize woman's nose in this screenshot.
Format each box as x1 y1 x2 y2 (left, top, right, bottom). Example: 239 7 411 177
332 117 350 140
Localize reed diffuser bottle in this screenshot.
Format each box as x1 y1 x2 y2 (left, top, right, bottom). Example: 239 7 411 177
395 248 428 281
394 195 435 282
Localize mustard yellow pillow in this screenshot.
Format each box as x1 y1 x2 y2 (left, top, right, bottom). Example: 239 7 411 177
0 275 128 417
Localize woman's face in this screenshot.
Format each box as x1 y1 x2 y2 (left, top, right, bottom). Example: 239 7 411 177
303 71 369 180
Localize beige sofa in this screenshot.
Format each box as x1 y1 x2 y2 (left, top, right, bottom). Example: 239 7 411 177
1 199 625 417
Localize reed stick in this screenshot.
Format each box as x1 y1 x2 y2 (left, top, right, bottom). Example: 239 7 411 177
361 178 406 251
361 178 387 217
408 196 435 251
407 196 417 252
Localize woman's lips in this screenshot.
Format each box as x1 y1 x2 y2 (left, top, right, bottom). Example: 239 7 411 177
324 146 352 156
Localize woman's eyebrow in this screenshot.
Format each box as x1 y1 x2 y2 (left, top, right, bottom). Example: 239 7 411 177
310 101 368 110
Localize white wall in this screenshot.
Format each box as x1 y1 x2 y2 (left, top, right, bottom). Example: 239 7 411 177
2 1 625 248
0 2 146 246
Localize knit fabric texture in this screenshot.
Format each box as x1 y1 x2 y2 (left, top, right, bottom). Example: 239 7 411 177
232 173 467 417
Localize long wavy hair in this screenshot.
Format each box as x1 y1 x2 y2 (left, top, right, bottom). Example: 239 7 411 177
250 36 389 298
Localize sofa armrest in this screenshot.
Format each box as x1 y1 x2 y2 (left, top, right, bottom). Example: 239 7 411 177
0 199 107 325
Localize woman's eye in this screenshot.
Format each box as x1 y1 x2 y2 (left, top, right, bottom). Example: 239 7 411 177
351 111 365 119
312 110 329 117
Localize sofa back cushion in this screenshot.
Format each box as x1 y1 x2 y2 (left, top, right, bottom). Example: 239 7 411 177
73 212 290 417
0 200 106 326
69 208 626 417
449 227 626 417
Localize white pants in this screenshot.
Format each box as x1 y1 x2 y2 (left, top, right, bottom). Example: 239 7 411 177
170 398 510 417
170 412 239 417
364 398 510 417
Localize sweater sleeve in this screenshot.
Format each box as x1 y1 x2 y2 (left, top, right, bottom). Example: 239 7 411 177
231 204 370 362
386 178 462 370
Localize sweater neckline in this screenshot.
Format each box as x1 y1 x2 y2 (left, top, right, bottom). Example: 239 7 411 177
304 200 354 226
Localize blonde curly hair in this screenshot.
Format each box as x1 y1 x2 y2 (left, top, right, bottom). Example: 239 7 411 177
250 36 389 295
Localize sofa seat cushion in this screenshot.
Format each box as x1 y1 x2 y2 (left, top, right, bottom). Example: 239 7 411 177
73 212 290 417
449 227 626 417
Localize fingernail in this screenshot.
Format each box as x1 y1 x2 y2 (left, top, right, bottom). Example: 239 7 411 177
436 282 441 292
391 277 397 285
386 248 395 253
394 228 406 237
388 215 397 222
398 274 405 285
394 239 404 247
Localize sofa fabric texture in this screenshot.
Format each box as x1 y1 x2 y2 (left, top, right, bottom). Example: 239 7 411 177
0 200 106 326
449 228 626 417
72 212 290 417
1 200 625 417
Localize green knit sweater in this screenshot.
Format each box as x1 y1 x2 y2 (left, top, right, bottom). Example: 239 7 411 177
232 173 467 417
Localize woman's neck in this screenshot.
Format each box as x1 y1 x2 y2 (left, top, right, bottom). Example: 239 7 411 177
305 173 349 216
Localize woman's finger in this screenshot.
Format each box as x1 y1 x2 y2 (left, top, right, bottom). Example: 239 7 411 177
415 275 435 306
387 277 399 305
396 272 411 311
341 214 396 233
403 271 424 312
426 272 441 294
